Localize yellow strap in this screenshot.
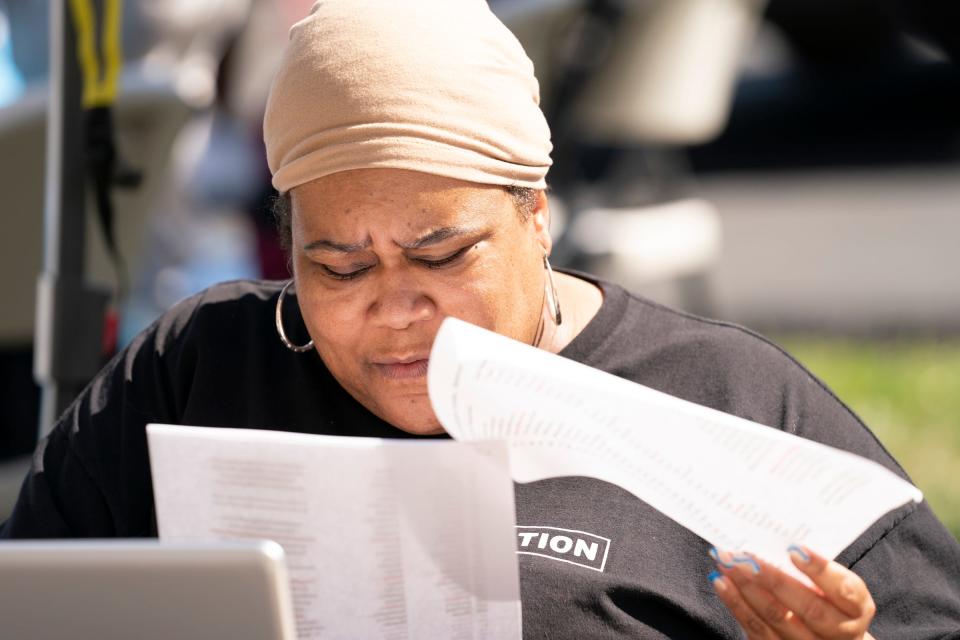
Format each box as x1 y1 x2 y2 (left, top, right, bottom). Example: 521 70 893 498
68 0 122 108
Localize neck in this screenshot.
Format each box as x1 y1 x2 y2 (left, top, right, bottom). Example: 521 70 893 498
535 272 603 354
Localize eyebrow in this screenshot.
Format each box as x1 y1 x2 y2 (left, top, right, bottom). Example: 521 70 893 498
397 225 483 250
303 225 483 253
303 237 372 253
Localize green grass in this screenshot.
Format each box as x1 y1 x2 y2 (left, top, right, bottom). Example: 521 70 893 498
777 337 960 540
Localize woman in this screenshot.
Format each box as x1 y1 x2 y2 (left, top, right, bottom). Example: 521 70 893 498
4 1 959 638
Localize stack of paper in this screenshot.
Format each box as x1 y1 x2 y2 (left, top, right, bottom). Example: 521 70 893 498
148 425 522 639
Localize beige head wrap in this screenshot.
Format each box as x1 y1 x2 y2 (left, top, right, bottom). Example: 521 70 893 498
263 0 552 193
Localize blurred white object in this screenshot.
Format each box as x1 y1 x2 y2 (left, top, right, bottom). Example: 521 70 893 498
500 0 766 146
226 0 291 124
572 199 721 283
140 0 251 108
574 0 767 145
700 168 960 332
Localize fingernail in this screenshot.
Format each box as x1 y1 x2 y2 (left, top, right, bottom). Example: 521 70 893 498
732 553 760 574
787 544 810 563
713 548 761 574
708 571 727 592
710 547 736 569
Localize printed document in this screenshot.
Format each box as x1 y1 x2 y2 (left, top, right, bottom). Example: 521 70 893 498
427 318 923 578
148 425 522 640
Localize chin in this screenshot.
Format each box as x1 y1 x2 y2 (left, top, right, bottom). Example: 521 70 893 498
335 371 445 435
382 400 446 436
389 412 446 436
395 422 447 436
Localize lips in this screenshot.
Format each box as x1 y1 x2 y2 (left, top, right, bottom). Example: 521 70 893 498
371 354 430 380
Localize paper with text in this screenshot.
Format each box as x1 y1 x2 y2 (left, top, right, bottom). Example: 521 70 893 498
148 425 522 640
428 318 922 576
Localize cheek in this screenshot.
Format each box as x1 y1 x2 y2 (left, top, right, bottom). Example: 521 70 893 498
435 281 497 328
437 257 538 336
296 283 368 366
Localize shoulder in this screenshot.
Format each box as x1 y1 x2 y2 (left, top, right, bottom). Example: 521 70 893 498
574 276 905 474
152 279 284 343
101 279 290 417
621 289 815 404
574 276 815 408
126 279 287 365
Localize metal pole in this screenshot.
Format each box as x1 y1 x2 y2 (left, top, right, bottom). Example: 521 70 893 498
34 0 108 438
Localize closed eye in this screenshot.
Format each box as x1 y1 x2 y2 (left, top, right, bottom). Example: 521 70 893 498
413 245 473 269
321 263 373 280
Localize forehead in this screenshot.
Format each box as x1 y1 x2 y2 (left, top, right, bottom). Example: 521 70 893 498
290 168 513 238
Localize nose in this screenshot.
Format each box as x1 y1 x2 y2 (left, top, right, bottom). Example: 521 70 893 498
368 275 435 330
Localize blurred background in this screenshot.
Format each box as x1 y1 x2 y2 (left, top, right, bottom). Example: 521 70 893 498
0 0 958 538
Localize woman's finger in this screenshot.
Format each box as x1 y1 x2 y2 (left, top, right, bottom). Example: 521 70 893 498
725 575 819 639
713 551 819 640
788 545 876 622
716 549 869 639
710 570 779 639
711 546 876 640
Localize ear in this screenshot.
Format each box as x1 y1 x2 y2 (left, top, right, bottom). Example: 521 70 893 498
531 190 553 256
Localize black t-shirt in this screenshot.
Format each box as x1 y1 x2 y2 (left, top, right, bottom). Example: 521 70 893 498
3 277 959 638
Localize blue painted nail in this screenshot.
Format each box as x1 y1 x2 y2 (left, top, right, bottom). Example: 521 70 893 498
732 554 760 574
710 547 737 568
787 544 810 563
708 570 722 583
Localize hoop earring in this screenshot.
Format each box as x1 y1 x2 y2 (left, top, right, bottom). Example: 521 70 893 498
544 253 562 326
275 280 314 353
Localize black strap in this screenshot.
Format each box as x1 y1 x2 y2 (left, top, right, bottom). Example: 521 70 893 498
83 105 140 300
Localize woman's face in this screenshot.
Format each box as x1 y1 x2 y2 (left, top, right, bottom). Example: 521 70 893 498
290 168 551 435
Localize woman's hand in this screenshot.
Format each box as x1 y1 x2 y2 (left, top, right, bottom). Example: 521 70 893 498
709 545 876 640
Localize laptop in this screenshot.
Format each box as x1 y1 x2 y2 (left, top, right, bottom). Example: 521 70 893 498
0 539 297 640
